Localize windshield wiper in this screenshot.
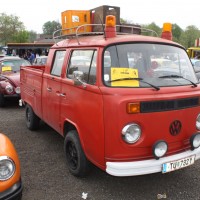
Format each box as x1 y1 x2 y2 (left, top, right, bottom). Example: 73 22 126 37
109 77 160 91
158 75 197 87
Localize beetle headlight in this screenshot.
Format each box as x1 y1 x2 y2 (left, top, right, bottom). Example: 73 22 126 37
0 156 16 181
190 133 200 150
5 84 14 94
196 114 200 130
153 140 168 159
122 124 141 144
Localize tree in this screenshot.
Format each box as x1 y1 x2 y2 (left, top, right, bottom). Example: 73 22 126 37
142 22 161 37
120 18 134 24
0 13 25 45
172 24 183 43
28 30 37 42
180 25 200 49
12 30 29 43
42 21 61 35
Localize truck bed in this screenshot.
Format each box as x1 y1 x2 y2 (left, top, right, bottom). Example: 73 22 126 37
20 65 45 118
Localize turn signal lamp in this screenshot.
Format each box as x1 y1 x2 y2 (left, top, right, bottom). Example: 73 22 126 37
127 103 140 114
161 22 172 41
105 15 116 38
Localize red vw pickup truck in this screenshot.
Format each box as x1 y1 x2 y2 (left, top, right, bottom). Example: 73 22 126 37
20 16 200 177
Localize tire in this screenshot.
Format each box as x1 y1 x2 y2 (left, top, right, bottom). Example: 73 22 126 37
64 130 91 177
0 93 5 107
25 104 40 130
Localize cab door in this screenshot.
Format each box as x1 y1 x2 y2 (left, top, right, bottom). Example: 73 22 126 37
42 50 66 132
60 49 105 166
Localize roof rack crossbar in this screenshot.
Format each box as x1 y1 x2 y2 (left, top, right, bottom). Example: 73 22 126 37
53 24 106 45
52 24 159 45
116 25 158 37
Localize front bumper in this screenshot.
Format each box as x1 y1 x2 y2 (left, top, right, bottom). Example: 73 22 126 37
4 94 20 98
106 147 200 177
0 180 22 200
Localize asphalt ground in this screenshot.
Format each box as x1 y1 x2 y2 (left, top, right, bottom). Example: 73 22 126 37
1 99 200 200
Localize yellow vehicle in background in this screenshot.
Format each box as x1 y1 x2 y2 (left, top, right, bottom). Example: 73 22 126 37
187 47 200 58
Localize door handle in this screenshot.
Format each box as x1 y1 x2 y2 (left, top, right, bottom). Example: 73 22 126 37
60 93 66 97
47 87 52 92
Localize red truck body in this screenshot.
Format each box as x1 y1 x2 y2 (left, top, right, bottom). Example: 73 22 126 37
20 19 200 177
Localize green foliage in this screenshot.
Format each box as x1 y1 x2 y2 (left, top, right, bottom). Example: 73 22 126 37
42 21 61 35
12 30 29 43
120 18 133 24
0 13 25 45
172 24 183 43
28 30 37 43
142 22 161 37
179 25 200 48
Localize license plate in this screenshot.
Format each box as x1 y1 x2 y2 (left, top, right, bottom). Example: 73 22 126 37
162 155 195 173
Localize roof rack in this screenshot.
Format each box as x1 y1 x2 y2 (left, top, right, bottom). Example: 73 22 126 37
53 24 158 45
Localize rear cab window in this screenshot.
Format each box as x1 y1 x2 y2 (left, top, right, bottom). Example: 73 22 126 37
51 51 66 76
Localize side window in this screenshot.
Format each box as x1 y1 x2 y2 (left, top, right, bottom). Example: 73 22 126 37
67 50 97 85
51 51 66 76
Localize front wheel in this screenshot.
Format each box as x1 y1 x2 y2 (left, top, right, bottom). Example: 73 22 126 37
64 130 91 177
25 104 40 130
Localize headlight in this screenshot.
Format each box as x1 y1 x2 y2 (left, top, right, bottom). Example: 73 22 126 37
0 156 16 181
5 84 14 94
15 87 20 94
153 140 168 159
196 114 200 130
190 133 200 150
122 123 141 144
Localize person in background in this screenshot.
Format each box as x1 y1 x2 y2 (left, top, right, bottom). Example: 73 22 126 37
28 50 35 64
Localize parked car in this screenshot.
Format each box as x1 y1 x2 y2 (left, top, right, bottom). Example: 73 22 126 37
0 133 22 200
33 56 47 65
191 58 200 69
0 56 30 107
0 54 5 58
191 59 200 80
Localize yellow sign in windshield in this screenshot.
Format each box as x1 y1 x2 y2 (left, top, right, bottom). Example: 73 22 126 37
111 67 139 87
2 66 12 72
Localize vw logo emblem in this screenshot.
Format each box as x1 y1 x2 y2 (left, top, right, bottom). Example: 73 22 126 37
169 120 182 136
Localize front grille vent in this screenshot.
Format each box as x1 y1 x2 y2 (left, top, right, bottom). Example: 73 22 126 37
140 97 199 113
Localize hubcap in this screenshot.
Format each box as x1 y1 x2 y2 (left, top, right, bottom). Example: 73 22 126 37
67 141 78 170
26 108 31 123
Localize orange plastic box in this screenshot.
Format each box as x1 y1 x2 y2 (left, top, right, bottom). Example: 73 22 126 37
61 10 91 34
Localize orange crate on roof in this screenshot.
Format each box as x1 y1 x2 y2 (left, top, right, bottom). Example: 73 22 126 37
61 10 91 34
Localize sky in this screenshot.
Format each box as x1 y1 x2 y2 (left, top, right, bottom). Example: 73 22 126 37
1 0 199 33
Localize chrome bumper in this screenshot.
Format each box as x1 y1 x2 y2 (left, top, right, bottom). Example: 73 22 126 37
106 147 200 176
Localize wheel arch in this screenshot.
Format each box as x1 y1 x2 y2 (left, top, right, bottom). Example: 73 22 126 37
63 120 77 138
63 119 88 159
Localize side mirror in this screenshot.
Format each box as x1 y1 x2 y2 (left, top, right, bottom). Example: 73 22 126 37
73 71 86 88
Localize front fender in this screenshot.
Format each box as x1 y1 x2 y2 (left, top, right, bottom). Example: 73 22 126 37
0 133 21 193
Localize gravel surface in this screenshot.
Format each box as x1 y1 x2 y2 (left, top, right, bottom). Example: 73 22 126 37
1 99 200 200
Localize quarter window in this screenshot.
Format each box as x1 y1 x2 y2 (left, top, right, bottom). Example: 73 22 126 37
51 51 66 76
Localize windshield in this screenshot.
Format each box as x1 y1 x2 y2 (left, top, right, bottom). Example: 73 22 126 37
0 59 30 73
103 43 198 88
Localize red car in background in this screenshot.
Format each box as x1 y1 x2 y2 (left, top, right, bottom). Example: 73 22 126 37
0 56 30 107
